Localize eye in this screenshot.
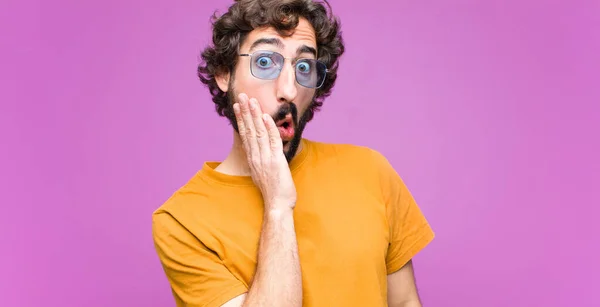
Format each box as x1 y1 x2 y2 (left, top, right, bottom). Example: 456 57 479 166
296 61 312 74
256 56 274 68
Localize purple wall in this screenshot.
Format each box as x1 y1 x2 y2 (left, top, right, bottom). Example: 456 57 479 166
2 0 598 306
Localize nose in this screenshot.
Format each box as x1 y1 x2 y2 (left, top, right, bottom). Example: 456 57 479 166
275 62 298 103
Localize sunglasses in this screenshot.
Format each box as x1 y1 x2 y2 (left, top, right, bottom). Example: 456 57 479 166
239 50 328 89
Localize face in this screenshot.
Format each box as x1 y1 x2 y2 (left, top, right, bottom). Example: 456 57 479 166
216 18 319 163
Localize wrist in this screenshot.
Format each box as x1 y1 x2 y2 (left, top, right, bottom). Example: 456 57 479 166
264 206 295 219
265 197 295 209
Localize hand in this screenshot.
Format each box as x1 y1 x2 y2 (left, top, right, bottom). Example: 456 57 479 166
233 93 297 211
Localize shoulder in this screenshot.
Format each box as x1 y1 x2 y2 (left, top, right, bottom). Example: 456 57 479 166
151 171 213 236
306 138 393 171
305 139 404 196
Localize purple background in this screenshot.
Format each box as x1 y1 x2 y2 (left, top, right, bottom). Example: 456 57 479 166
2 0 598 306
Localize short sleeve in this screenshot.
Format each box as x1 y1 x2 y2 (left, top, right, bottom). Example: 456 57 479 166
152 212 248 307
371 149 435 274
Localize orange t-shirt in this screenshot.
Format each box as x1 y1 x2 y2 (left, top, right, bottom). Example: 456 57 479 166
152 138 434 307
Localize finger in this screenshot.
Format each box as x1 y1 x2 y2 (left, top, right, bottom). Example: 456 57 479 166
263 113 283 153
233 102 247 146
249 98 271 156
238 93 260 164
233 94 248 147
237 94 253 153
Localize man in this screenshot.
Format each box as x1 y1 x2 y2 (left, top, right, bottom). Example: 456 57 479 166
151 0 435 306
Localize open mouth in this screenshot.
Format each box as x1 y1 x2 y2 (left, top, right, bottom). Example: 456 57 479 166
276 114 295 141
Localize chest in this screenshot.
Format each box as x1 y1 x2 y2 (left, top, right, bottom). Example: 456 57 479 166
207 174 390 287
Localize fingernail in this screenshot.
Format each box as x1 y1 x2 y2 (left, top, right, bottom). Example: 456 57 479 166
249 100 256 110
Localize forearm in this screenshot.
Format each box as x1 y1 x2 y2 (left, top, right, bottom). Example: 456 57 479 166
398 301 421 307
243 206 302 307
389 294 422 307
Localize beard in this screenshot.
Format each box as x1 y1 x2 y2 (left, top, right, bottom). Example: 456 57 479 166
224 86 311 163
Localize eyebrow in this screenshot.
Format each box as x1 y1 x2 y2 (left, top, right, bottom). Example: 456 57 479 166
296 45 317 58
248 37 317 58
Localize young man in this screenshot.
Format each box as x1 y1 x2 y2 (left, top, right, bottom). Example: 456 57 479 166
151 0 435 306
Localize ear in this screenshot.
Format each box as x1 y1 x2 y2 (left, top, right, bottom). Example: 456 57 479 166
215 69 231 92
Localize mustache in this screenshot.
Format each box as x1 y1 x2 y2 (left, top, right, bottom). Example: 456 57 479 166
272 102 298 124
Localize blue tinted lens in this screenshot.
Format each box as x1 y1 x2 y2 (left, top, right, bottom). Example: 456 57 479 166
251 51 283 80
296 59 327 88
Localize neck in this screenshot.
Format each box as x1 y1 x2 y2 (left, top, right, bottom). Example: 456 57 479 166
215 131 303 176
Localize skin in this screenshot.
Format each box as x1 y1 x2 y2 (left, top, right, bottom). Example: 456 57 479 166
387 260 422 307
214 17 422 307
215 18 317 176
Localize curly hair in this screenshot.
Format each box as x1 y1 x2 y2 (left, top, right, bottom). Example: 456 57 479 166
197 0 345 123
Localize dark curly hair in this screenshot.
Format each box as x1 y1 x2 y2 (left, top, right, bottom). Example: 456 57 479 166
197 0 345 123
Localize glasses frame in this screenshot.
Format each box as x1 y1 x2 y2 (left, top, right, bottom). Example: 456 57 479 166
239 50 329 89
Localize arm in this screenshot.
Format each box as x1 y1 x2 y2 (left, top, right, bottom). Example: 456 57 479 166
152 206 302 307
369 148 434 307
237 207 302 307
224 94 303 306
154 95 303 307
387 260 421 307
152 212 249 307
